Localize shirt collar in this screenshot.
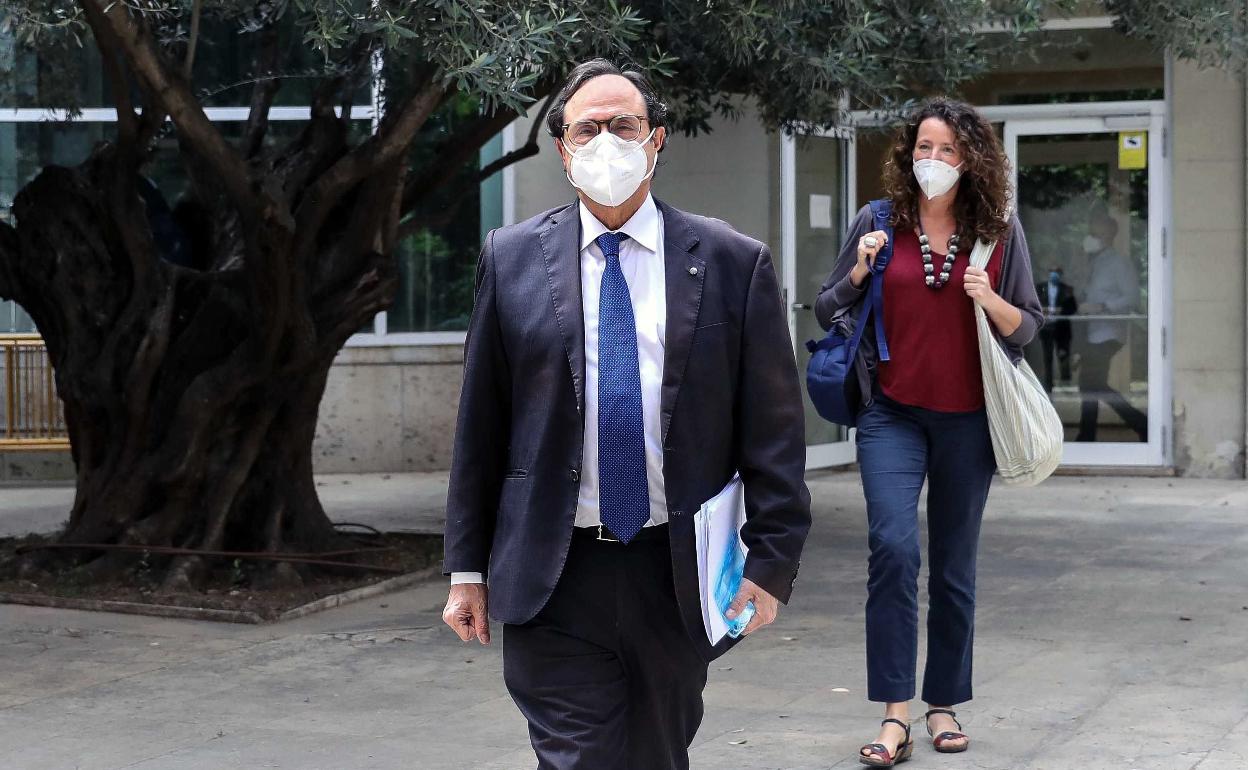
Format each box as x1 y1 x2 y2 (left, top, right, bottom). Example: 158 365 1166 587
578 194 660 255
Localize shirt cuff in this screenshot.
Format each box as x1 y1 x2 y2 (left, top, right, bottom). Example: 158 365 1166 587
450 572 484 585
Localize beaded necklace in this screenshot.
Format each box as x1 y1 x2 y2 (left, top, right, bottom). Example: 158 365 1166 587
916 220 959 289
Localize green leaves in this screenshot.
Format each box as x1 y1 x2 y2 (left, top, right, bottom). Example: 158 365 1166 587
2 0 1245 127
1107 0 1248 70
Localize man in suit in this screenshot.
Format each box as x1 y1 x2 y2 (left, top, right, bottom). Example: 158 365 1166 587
1035 265 1077 393
441 59 811 769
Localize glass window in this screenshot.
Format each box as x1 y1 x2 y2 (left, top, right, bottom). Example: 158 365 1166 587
387 97 505 334
0 18 355 110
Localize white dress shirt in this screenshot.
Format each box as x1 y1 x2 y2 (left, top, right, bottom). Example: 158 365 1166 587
451 195 668 586
1084 246 1140 345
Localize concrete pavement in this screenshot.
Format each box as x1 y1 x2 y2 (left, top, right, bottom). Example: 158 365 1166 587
0 473 451 539
1 471 1247 769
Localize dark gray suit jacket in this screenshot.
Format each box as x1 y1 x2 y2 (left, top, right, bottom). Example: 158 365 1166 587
443 198 811 661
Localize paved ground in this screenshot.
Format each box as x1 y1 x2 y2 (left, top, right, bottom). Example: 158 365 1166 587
1 471 1247 769
0 473 450 538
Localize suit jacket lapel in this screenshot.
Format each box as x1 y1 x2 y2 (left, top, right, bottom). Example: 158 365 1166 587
658 199 706 443
539 204 586 413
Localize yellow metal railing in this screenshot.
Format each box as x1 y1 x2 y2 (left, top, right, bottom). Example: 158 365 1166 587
1 335 70 450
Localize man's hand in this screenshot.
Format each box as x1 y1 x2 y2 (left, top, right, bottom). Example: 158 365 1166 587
443 583 490 644
724 578 779 636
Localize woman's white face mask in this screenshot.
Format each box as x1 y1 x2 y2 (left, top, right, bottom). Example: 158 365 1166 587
912 158 963 200
565 128 657 208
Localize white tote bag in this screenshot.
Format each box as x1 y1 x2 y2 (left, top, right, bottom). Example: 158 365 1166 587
969 239 1063 486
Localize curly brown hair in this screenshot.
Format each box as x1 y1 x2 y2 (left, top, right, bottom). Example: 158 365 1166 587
881 97 1013 244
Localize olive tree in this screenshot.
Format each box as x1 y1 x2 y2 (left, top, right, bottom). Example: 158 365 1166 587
0 0 1239 588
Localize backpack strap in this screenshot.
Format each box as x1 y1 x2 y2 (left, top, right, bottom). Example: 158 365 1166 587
865 199 894 362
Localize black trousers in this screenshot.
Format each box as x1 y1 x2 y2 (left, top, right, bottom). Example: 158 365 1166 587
502 526 708 770
1038 324 1072 393
1077 340 1147 441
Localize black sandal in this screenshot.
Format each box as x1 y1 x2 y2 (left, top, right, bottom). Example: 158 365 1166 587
859 717 914 766
924 708 969 753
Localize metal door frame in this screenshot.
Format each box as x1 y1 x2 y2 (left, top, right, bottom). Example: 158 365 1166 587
781 127 857 469
1002 104 1170 467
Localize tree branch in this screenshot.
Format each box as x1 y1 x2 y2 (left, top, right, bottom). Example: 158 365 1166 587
243 23 282 159
79 0 139 149
398 109 517 215
396 89 554 239
292 80 443 243
183 0 203 80
79 0 265 220
398 83 555 220
0 219 17 302
396 121 544 241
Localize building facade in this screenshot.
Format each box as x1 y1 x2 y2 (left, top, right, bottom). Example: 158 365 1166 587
2 17 1246 479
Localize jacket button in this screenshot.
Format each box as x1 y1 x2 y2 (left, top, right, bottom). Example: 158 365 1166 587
569 468 580 482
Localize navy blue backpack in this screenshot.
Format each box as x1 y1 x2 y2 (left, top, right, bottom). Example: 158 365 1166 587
804 199 894 427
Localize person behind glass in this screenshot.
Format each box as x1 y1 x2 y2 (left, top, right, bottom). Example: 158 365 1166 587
814 97 1042 766
1036 266 1078 393
1075 208 1147 442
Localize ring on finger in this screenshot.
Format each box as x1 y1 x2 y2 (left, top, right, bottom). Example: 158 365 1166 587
863 236 879 249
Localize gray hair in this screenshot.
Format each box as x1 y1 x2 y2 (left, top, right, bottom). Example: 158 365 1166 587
544 59 668 140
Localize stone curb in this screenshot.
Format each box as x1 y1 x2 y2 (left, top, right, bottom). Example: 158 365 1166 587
0 564 443 624
0 592 266 623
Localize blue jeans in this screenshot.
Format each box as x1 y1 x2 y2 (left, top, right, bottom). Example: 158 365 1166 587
856 394 996 705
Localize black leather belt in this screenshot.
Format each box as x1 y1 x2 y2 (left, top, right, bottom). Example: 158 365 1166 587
573 523 669 543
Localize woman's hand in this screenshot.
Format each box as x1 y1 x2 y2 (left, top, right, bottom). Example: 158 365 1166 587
964 266 1023 336
850 230 889 287
963 266 996 303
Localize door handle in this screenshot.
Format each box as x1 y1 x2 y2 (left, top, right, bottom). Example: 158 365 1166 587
791 303 812 311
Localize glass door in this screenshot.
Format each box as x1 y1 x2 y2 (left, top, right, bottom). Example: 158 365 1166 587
782 130 857 468
1004 113 1168 466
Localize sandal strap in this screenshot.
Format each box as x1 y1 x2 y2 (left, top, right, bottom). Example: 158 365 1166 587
861 743 892 761
934 730 967 742
924 708 962 735
881 717 912 741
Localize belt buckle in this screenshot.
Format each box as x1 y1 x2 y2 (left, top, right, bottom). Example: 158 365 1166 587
596 525 621 543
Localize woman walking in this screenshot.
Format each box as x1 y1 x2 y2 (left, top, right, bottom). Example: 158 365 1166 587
815 97 1042 766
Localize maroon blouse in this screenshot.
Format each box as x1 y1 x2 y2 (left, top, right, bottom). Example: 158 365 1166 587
876 230 1004 413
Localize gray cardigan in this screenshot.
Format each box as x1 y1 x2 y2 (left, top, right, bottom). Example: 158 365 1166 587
813 204 1044 408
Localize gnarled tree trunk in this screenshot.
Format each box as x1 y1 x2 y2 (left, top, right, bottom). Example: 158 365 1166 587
0 117 401 588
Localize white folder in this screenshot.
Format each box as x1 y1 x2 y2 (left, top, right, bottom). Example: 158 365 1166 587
694 475 748 645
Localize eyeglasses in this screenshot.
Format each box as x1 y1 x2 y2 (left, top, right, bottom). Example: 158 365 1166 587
560 114 648 147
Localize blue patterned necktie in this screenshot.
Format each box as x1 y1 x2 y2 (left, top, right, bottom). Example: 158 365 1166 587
595 231 650 543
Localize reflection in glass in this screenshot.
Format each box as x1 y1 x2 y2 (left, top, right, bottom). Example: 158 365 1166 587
1017 133 1149 443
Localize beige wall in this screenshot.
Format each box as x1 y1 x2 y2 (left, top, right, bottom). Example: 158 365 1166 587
1169 60 1247 478
312 345 464 473
3 348 467 479
0 450 74 481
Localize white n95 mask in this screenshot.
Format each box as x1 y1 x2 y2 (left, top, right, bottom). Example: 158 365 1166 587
912 158 963 200
566 129 657 208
